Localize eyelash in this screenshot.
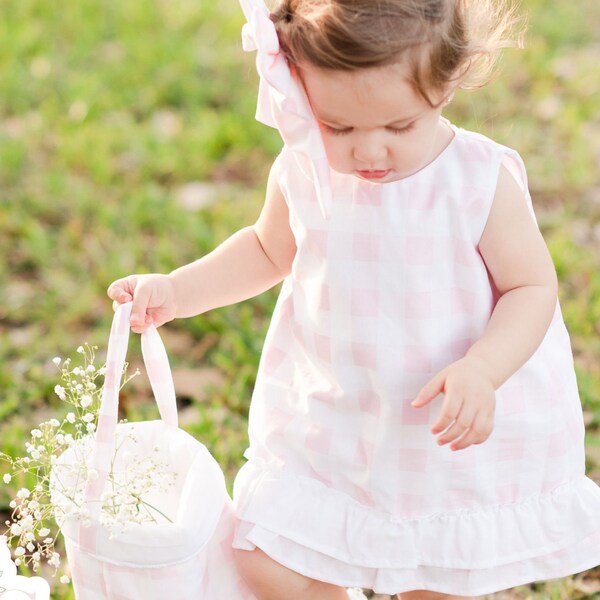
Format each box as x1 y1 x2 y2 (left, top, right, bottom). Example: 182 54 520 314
322 123 416 136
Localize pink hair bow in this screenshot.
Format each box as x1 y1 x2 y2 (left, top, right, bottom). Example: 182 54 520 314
239 0 333 219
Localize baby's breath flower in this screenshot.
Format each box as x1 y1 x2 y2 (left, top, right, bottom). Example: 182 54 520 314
17 488 31 499
60 575 70 584
0 342 164 579
10 523 22 535
48 552 60 567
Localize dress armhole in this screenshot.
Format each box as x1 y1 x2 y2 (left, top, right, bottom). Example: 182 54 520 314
272 146 290 207
476 148 537 246
501 154 526 193
499 150 538 223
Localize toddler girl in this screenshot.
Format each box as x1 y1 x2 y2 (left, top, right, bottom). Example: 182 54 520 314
108 0 600 598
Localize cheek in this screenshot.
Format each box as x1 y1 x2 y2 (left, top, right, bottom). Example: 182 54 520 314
394 127 436 160
320 135 349 169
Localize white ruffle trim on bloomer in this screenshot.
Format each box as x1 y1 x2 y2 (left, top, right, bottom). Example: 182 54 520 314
232 465 600 596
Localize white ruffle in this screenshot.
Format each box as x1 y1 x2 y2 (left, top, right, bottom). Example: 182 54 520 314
233 464 600 595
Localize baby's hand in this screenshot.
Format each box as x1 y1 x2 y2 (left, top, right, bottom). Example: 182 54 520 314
412 357 496 451
107 273 177 333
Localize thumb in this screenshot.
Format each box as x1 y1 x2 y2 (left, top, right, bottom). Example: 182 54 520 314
412 369 446 407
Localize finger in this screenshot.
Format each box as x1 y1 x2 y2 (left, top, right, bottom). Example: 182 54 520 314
109 291 133 307
450 412 494 451
430 394 463 435
412 370 446 408
436 404 476 445
107 277 135 304
147 308 172 329
131 314 153 334
130 288 152 331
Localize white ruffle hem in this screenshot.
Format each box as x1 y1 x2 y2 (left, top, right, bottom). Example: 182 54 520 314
233 465 600 596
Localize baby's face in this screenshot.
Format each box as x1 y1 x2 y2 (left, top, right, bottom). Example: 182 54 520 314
299 62 452 183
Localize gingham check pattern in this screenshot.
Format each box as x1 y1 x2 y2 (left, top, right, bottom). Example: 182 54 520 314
233 126 600 595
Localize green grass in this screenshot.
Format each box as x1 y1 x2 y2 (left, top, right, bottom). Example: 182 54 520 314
0 0 599 597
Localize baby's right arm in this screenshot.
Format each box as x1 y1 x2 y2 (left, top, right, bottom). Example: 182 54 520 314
107 163 296 333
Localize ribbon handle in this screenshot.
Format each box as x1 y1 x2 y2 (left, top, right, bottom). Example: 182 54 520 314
82 303 178 517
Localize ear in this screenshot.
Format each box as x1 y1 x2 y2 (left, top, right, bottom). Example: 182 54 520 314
444 91 455 106
289 61 300 79
440 77 461 106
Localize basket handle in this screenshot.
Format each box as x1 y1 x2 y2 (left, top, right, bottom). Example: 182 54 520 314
82 302 178 515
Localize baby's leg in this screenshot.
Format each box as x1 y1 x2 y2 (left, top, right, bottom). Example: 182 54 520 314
397 592 482 600
234 547 351 600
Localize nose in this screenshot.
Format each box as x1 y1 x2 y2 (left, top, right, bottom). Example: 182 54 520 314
353 135 388 166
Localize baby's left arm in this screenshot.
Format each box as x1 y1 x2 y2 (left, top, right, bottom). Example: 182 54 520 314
412 163 558 451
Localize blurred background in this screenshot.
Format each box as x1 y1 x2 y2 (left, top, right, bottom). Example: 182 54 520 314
0 0 599 597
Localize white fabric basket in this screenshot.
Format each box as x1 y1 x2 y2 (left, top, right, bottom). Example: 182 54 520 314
50 303 255 600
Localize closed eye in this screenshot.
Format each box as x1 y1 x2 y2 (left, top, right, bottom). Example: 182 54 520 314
321 122 416 136
322 123 353 136
387 122 415 135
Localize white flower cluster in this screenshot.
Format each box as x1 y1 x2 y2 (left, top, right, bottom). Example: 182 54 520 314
0 536 51 599
1 344 175 582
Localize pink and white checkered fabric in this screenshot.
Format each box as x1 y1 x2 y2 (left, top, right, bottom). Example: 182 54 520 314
232 122 600 595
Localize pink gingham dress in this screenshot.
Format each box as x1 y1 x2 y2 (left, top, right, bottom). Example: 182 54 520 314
233 1 600 595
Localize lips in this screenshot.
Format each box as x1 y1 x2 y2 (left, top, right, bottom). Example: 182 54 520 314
356 169 391 180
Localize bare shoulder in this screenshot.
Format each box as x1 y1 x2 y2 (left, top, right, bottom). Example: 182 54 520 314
479 162 557 294
253 161 297 275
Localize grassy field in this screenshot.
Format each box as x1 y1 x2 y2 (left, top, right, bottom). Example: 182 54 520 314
0 0 599 598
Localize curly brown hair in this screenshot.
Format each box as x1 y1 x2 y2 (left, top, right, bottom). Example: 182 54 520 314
270 0 524 106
